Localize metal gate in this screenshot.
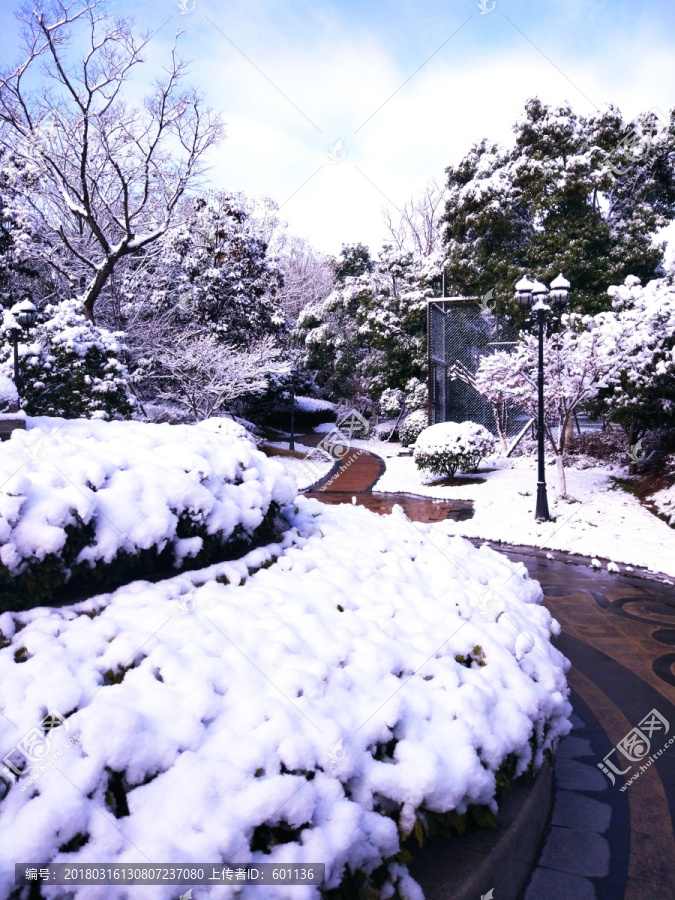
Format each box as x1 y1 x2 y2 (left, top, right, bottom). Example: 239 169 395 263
427 298 527 437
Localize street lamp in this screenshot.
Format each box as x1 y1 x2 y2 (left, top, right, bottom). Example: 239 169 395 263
515 274 570 522
6 298 38 399
289 362 296 452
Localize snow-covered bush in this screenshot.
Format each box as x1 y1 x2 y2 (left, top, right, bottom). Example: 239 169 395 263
650 482 675 526
400 410 428 447
414 421 496 476
0 374 17 412
0 417 296 611
0 499 571 900
404 377 428 411
0 299 133 419
379 387 405 418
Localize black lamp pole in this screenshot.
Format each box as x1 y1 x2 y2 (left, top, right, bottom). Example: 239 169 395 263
534 303 551 522
5 299 38 404
10 328 21 395
289 372 295 452
515 275 570 523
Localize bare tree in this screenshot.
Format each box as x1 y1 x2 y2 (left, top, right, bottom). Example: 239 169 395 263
272 233 335 323
0 0 223 321
383 180 446 257
154 333 287 421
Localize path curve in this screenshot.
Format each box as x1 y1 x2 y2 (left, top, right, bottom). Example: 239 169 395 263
300 437 675 899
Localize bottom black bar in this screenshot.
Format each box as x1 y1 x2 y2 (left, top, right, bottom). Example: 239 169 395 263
15 863 325 886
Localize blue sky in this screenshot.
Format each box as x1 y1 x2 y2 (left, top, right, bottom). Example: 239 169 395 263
1 0 675 254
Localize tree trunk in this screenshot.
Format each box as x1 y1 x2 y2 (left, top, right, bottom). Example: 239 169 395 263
556 454 567 500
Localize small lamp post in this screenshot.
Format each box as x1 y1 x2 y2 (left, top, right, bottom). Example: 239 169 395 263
6 298 38 399
515 274 570 522
289 363 296 452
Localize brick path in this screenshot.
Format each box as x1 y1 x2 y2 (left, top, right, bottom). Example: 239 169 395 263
300 437 675 899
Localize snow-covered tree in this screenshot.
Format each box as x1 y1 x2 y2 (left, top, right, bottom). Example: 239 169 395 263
297 243 436 402
592 275 675 454
272 233 334 324
152 333 286 421
383 180 446 257
473 314 631 497
404 377 428 411
0 0 222 322
442 98 675 323
115 193 285 352
0 298 133 418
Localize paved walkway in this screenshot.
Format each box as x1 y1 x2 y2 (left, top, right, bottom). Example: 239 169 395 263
300 439 675 900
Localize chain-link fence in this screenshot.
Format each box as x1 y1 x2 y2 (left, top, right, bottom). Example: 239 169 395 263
428 299 529 438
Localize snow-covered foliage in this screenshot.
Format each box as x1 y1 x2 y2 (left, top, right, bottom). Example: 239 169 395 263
379 387 405 418
118 193 285 352
593 275 675 439
0 498 571 899
152 333 287 422
0 417 296 610
0 374 18 412
297 244 437 402
473 311 637 496
0 299 133 419
404 377 428 412
650 481 675 525
0 0 222 320
414 421 496 477
442 98 675 320
294 396 336 413
399 410 428 448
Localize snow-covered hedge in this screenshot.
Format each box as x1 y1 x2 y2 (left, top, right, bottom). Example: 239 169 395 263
414 421 496 476
0 374 18 412
0 499 570 900
0 417 296 611
400 410 428 447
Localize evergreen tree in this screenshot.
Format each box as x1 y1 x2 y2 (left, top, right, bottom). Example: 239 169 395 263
442 98 675 323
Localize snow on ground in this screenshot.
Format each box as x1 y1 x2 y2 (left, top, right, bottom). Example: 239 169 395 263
0 498 570 900
374 454 675 579
650 483 675 526
270 453 335 490
294 396 336 413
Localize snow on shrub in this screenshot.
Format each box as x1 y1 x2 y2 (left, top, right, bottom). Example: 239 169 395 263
414 421 496 476
0 299 134 420
0 416 296 611
0 499 570 900
399 410 428 447
650 482 675 526
379 387 405 418
404 377 427 412
0 374 17 412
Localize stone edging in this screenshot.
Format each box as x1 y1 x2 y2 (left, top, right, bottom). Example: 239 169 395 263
408 763 552 900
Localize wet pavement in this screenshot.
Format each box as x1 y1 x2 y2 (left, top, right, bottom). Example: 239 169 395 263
300 438 675 899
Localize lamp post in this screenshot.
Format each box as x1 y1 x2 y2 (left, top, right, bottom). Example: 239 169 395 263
515 274 570 522
289 364 296 452
6 298 38 400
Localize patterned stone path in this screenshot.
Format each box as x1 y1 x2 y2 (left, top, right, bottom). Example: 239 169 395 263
300 440 675 900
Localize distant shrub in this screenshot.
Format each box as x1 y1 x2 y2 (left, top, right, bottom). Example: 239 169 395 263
414 421 496 476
